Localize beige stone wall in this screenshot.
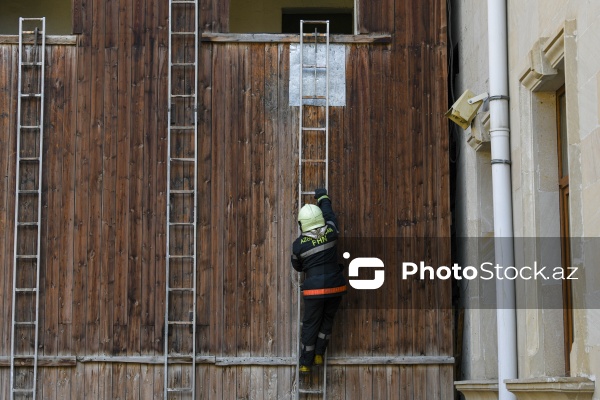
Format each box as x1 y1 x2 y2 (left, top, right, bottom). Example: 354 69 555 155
454 0 600 396
451 0 498 382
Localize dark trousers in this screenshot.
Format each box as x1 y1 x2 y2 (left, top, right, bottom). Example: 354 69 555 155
300 296 342 366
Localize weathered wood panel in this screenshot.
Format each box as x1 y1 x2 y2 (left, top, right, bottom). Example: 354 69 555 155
1 0 450 398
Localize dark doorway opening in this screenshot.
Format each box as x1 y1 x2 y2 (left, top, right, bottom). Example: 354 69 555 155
282 8 353 34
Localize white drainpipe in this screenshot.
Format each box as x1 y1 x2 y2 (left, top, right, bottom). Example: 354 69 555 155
487 0 517 399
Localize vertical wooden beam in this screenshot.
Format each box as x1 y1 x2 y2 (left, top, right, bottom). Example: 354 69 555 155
249 44 266 385
209 42 226 396
275 42 294 398
223 43 239 359
197 37 214 356
100 46 118 358
263 41 279 398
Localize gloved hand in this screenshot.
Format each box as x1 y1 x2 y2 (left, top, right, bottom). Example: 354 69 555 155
314 188 329 204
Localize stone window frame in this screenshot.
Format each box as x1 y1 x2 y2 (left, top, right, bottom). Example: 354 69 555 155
512 21 593 398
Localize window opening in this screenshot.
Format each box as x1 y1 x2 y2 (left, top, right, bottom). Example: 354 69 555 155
282 8 353 34
229 0 354 34
0 0 72 34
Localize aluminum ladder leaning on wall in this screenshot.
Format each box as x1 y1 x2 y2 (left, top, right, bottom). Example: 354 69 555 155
295 19 330 400
165 0 198 398
10 17 46 400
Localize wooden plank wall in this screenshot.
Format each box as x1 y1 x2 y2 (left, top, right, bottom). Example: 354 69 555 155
1 0 450 398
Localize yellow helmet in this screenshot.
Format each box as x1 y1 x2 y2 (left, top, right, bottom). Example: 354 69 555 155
298 204 325 232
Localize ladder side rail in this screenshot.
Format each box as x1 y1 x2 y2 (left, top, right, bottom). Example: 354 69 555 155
312 30 317 104
32 18 46 399
295 20 305 400
325 21 329 192
164 0 173 396
191 0 199 396
10 17 26 399
298 21 304 211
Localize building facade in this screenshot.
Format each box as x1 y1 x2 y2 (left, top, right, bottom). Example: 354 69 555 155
452 0 599 399
0 0 452 398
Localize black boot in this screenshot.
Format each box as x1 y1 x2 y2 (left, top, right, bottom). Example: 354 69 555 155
299 344 315 373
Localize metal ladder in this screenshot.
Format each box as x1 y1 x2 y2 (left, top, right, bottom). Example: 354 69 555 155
165 0 198 398
10 17 46 400
295 19 330 400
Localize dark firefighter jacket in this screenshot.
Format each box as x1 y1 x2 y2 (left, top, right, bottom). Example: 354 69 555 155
291 198 347 298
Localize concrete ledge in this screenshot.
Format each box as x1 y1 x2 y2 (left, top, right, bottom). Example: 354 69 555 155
455 380 499 400
505 377 595 400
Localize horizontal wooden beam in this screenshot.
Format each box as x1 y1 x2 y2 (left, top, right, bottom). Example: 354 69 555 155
328 356 455 365
0 355 215 367
0 355 454 367
0 356 77 367
0 35 78 45
216 357 295 366
201 33 392 44
215 356 454 366
77 355 216 364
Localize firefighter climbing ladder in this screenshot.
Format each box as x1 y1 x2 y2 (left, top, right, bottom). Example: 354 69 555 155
165 0 198 398
295 19 330 400
10 17 46 400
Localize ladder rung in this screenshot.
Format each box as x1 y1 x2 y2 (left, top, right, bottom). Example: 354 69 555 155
168 287 195 292
21 62 43 66
302 32 328 37
301 20 329 25
15 288 38 292
171 32 196 36
12 388 34 393
300 191 316 195
14 321 36 325
168 321 193 325
170 190 195 194
302 65 327 69
19 157 40 162
167 387 193 393
301 159 326 163
169 125 195 130
171 190 194 194
170 157 195 162
299 389 324 394
168 255 194 259
22 30 45 34
171 62 195 67
20 125 42 129
302 127 326 131
16 255 38 259
17 222 39 226
20 93 42 98
169 222 194 226
170 94 195 98
302 95 326 99
18 190 40 194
